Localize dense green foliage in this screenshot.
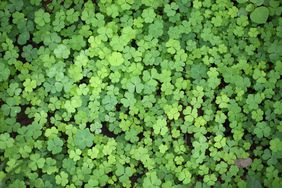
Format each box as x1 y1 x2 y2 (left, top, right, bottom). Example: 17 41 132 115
0 0 282 187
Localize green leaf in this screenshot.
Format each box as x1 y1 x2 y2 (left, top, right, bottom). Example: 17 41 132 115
142 8 156 23
108 52 124 66
69 149 82 161
34 9 50 27
153 118 168 136
103 138 117 155
68 35 86 51
143 171 161 187
246 175 263 188
0 133 14 150
270 138 282 152
54 44 70 59
250 7 269 24
47 136 64 154
87 147 99 159
42 158 57 174
55 171 69 186
121 92 136 107
214 135 226 149
254 122 271 138
23 78 37 92
190 63 208 80
18 31 30 45
75 129 94 150
159 144 168 154
178 169 191 184
250 0 264 6
0 63 10 81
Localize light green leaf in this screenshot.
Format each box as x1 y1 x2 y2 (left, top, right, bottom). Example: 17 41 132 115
108 52 124 66
54 44 70 59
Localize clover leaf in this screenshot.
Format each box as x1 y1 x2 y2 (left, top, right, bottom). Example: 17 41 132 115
54 44 70 59
1 98 20 117
47 136 64 154
214 135 226 149
23 78 37 92
153 118 168 136
75 128 94 150
254 122 271 138
142 8 156 23
143 171 161 188
0 133 14 150
69 149 82 161
0 63 10 81
250 7 269 24
121 92 136 107
34 9 50 26
178 168 192 184
55 171 69 187
159 144 168 154
270 138 282 152
108 52 124 67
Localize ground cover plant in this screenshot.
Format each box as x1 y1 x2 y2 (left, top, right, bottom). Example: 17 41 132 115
0 0 282 187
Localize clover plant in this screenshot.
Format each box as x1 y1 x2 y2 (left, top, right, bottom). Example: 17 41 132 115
0 0 281 187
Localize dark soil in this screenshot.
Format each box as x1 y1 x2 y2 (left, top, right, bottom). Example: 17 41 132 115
101 122 118 138
16 105 33 126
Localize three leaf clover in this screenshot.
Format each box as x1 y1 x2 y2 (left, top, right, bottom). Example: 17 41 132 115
47 136 64 154
254 122 271 138
108 52 124 66
23 78 37 92
75 128 94 150
153 118 168 136
214 135 226 149
34 9 50 26
54 44 70 59
55 171 69 186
